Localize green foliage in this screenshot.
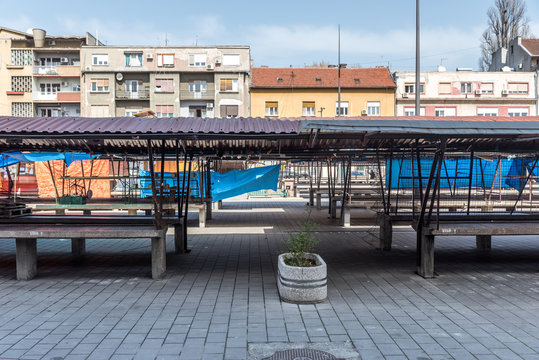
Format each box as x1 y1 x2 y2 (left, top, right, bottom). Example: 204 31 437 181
283 211 319 267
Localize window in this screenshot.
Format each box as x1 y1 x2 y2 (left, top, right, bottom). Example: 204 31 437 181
220 105 239 118
480 82 494 94
460 82 472 94
367 101 380 116
157 54 174 67
404 107 425 116
302 101 315 116
404 83 424 94
125 109 141 117
125 53 142 67
125 80 142 95
189 81 207 97
477 107 498 116
11 102 33 117
508 107 529 116
220 79 238 92
438 82 451 95
189 105 207 118
336 101 349 116
435 107 456 117
188 54 206 67
156 105 174 117
155 79 174 93
90 105 110 117
90 78 109 92
39 83 61 95
265 101 278 116
11 76 32 92
507 83 528 94
11 49 33 66
92 54 108 66
222 54 240 66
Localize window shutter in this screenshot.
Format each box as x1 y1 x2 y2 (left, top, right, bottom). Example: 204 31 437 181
157 55 163 67
265 102 278 108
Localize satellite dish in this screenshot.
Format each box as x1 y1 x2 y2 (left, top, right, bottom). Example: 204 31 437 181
116 73 123 81
86 190 93 199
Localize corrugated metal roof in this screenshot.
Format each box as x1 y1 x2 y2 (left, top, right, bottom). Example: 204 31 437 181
0 117 300 135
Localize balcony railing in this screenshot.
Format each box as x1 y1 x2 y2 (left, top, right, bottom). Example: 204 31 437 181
33 91 80 102
116 89 151 100
180 89 215 100
33 65 81 76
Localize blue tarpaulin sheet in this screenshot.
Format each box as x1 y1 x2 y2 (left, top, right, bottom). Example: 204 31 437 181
139 165 280 201
386 157 537 192
0 152 97 167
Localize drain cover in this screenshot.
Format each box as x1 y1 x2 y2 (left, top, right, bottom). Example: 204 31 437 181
263 348 343 360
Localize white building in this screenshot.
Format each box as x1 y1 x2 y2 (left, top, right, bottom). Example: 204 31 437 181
394 69 538 117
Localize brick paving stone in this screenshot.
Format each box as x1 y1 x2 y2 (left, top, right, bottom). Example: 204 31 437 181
0 198 538 359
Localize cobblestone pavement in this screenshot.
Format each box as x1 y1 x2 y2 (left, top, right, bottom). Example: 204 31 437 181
0 197 538 359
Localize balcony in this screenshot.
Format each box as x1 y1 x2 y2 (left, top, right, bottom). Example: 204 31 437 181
180 89 215 100
33 91 80 102
116 89 150 100
33 65 80 77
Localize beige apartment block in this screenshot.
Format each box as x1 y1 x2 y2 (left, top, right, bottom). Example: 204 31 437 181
394 69 538 117
80 46 251 118
0 27 97 117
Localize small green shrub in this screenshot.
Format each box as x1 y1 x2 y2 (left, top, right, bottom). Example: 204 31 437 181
283 212 319 267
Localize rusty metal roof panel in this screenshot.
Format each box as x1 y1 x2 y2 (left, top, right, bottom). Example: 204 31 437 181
0 117 300 135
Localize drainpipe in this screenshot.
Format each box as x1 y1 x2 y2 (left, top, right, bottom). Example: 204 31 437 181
536 70 539 116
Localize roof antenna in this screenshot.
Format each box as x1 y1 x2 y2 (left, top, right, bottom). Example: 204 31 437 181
165 33 168 46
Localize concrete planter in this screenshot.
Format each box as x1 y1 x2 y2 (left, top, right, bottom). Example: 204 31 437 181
278 253 327 304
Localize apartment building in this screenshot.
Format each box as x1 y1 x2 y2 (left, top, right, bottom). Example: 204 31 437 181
80 46 250 118
250 67 396 117
490 37 539 72
0 27 97 117
394 69 538 116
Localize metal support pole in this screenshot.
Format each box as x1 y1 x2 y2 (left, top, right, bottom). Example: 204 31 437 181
147 140 161 229
511 158 538 215
467 150 474 215
376 148 387 214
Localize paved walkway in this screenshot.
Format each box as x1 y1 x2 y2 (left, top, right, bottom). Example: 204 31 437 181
0 197 538 359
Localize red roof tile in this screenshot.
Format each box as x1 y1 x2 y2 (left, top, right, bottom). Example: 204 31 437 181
521 38 539 56
251 67 395 89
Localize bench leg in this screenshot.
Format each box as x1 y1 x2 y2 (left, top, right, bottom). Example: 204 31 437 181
55 209 65 215
309 189 314 206
16 238 37 280
127 209 137 216
71 238 86 259
174 223 185 254
378 215 393 251
83 210 92 215
151 236 166 279
316 193 322 210
476 235 492 251
341 206 350 227
199 206 206 228
145 210 152 216
418 234 435 278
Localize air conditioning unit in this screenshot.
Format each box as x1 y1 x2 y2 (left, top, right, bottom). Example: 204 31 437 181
361 109 368 115
502 89 509 95
402 92 409 98
206 103 214 109
215 58 221 64
85 66 91 71
146 53 153 60
475 89 481 95
60 57 69 64
61 81 69 87
206 64 214 70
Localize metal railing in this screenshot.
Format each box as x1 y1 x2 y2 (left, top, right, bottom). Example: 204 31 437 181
116 89 151 100
179 89 215 100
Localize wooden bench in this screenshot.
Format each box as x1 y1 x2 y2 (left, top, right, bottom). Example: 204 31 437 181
34 203 208 227
419 221 539 278
0 215 186 280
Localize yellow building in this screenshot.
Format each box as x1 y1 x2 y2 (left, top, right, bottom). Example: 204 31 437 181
250 67 396 117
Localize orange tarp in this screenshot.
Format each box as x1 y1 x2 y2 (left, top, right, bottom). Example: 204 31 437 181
35 159 111 198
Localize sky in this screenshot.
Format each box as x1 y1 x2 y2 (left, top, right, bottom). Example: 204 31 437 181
2 0 539 71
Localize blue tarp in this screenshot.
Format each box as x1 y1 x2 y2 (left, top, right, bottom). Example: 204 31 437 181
386 157 537 192
0 152 97 167
139 165 280 201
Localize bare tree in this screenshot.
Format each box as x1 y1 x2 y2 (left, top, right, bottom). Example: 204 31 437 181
479 0 531 70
